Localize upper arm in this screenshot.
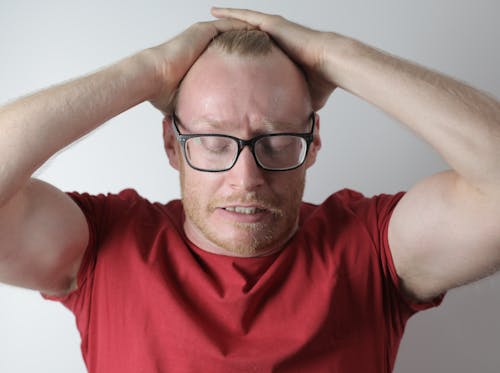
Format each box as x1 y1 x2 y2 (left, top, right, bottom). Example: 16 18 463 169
388 170 500 302
0 178 89 296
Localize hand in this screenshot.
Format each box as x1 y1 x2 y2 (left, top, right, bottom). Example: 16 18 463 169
148 18 251 113
211 7 337 111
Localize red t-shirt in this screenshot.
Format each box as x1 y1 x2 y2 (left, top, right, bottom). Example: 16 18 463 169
45 188 442 372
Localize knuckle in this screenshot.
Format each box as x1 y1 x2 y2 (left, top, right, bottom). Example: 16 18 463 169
264 14 284 29
269 14 284 22
190 21 208 30
190 21 217 35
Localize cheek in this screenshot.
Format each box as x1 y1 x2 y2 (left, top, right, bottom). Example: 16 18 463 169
180 165 221 203
267 170 306 211
274 169 306 193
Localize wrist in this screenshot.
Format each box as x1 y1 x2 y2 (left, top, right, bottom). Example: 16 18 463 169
114 49 164 104
135 45 180 114
321 32 367 90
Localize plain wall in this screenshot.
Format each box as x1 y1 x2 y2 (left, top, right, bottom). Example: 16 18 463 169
0 0 499 371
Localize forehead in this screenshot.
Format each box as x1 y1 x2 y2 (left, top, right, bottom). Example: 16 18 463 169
176 47 312 132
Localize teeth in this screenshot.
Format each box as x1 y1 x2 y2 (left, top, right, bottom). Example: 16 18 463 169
224 206 263 214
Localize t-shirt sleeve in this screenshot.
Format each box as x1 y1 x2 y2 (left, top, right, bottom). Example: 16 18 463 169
343 189 445 315
373 191 445 313
41 190 139 314
40 192 106 311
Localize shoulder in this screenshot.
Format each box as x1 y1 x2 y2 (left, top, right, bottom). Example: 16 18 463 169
300 188 405 222
68 188 179 209
67 188 184 230
298 188 406 253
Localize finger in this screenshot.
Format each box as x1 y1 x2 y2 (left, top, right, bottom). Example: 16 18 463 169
211 7 315 58
211 7 272 29
175 19 253 56
185 19 253 43
205 18 255 34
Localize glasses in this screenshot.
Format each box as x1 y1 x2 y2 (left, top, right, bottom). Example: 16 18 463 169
172 113 315 172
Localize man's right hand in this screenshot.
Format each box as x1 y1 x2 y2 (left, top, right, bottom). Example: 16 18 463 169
147 19 251 113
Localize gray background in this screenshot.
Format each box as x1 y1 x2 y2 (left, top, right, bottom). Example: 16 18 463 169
0 0 499 371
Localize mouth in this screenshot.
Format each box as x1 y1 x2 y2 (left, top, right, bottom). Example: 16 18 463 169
216 204 276 224
222 206 268 215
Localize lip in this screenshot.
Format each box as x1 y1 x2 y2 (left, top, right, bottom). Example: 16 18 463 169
215 205 272 223
222 203 269 209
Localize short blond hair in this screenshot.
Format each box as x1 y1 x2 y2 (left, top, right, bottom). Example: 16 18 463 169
209 29 274 56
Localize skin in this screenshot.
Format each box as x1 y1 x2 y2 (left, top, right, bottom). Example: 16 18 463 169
163 47 320 257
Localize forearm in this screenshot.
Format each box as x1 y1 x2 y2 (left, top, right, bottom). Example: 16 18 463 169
326 35 500 191
0 50 159 205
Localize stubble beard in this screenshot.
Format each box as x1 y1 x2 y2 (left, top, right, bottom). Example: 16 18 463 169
180 169 305 257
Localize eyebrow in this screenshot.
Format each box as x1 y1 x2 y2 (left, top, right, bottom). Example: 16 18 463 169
261 119 306 132
178 116 310 133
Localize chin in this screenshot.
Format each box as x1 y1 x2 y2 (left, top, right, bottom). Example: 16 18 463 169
209 224 292 257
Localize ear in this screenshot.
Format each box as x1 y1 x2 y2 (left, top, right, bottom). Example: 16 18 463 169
305 112 321 169
162 116 181 170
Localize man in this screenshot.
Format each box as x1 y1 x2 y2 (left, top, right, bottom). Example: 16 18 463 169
0 6 499 373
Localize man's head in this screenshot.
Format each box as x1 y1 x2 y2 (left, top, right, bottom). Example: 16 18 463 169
163 30 321 257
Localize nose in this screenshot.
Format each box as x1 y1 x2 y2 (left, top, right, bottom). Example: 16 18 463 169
227 146 265 190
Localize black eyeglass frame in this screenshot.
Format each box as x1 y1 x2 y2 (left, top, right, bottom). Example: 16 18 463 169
172 112 316 172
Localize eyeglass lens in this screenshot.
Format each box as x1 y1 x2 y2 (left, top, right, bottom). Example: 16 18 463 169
184 135 307 171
